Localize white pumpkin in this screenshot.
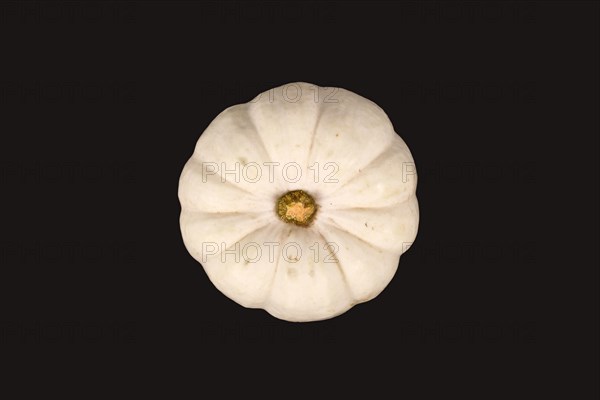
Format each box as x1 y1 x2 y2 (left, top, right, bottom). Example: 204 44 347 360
179 82 419 322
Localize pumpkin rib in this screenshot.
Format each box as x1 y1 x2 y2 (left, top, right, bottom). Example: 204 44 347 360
194 104 274 182
325 138 401 197
263 226 291 307
180 211 274 263
244 104 277 166
200 222 286 309
314 230 355 301
179 160 270 214
304 100 325 172
187 155 257 197
321 196 419 253
318 218 394 254
211 220 275 258
324 193 418 212
237 104 274 164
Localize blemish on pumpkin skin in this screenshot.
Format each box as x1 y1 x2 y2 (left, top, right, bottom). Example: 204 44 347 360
308 262 315 277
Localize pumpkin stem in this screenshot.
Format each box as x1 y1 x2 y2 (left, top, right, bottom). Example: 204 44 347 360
276 190 317 227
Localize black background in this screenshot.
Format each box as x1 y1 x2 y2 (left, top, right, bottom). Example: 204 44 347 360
1 1 598 398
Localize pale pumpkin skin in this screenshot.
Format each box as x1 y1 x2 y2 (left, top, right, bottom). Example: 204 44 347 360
179 82 419 322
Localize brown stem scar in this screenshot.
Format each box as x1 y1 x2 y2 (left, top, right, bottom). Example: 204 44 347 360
276 190 317 227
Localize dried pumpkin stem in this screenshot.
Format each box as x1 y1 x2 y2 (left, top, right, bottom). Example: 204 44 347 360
276 190 317 227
